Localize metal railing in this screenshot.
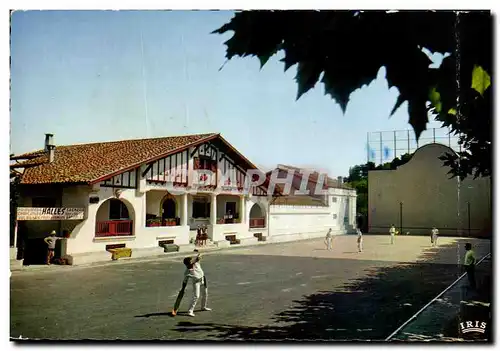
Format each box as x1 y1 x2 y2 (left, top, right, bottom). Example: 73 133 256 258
96 220 133 237
249 217 266 228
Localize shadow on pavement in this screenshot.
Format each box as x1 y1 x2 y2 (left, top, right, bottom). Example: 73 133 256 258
170 240 490 341
442 262 492 341
416 238 489 264
135 312 173 318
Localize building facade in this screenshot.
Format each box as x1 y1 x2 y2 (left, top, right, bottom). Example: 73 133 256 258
11 133 356 265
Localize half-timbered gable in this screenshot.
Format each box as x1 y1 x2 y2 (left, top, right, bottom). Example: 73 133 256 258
218 153 246 190
191 142 218 188
208 137 269 196
100 169 138 189
142 150 189 186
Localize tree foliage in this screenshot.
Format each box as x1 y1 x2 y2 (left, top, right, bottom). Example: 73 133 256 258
213 10 492 180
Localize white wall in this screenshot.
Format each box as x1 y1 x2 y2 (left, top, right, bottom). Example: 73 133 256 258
19 179 356 257
267 188 357 240
65 185 190 255
269 206 334 237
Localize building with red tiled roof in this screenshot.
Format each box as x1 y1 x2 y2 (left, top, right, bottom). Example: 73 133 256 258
10 133 356 266
11 133 257 185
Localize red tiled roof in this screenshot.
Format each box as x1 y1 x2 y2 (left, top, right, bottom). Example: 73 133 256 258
272 195 328 207
12 133 219 185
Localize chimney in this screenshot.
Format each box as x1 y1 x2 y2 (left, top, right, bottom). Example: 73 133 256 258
337 176 343 186
45 134 55 163
44 133 54 151
48 145 55 163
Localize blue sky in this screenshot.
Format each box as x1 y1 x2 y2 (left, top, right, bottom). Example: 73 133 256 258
10 10 447 176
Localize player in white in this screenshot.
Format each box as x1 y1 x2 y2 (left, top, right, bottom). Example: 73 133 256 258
431 226 439 247
324 228 333 251
357 228 363 252
389 224 396 245
182 251 212 317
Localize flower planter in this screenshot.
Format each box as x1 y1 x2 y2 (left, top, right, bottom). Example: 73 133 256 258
163 220 177 227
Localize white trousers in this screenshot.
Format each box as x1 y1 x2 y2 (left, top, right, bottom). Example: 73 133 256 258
188 277 208 313
432 234 438 246
358 239 363 252
390 234 395 244
326 238 332 250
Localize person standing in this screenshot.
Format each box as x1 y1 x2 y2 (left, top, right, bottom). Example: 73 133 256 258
357 228 363 253
431 226 439 247
195 225 202 247
43 230 61 265
324 228 333 251
389 224 396 245
464 243 476 290
202 225 208 246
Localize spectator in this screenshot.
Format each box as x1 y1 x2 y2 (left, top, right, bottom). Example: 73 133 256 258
43 230 61 265
464 243 476 290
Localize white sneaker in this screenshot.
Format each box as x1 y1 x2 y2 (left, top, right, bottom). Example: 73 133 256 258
187 311 195 317
202 307 212 311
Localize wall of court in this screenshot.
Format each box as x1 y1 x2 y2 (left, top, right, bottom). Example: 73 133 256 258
368 143 491 236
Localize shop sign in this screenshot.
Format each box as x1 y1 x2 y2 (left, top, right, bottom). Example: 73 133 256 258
17 207 85 221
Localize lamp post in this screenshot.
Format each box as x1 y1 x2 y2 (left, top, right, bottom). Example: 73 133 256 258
467 201 471 237
399 201 403 235
467 185 473 237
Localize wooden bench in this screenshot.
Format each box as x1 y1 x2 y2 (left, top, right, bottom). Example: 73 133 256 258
163 244 180 252
106 244 132 260
225 234 240 245
253 233 265 241
157 239 179 253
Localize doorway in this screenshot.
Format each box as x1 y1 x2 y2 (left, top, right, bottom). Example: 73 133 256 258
162 198 176 221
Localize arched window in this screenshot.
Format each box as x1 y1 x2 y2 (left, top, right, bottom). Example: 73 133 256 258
96 199 134 237
249 203 266 229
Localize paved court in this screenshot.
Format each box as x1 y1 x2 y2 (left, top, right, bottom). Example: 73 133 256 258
10 235 491 341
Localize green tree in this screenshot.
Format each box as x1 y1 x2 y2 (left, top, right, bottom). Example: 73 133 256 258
213 10 492 180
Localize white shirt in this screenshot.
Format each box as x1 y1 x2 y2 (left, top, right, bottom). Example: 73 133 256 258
389 227 396 235
432 228 439 236
184 261 204 282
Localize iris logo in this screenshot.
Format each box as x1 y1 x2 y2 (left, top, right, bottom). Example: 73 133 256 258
459 321 487 334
